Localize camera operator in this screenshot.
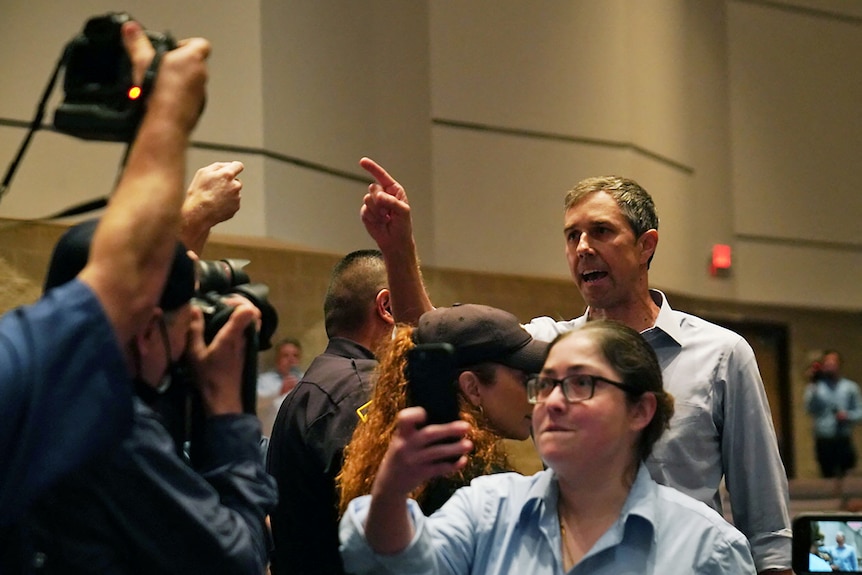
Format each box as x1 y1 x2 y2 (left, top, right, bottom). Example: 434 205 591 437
2 17 276 575
8 218 276 574
0 19 208 527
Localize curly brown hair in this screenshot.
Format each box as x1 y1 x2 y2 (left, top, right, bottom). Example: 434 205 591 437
337 325 510 516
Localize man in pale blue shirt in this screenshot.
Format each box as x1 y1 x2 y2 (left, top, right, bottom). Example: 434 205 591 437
257 337 305 434
804 350 862 484
525 290 788 549
356 159 791 573
825 532 858 572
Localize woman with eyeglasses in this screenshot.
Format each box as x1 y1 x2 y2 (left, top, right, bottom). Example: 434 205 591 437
339 319 756 574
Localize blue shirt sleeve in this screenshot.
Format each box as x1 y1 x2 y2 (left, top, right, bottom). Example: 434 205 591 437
0 280 131 526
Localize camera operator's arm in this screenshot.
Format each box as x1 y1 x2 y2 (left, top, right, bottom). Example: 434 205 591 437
79 21 209 345
180 161 244 255
0 21 209 527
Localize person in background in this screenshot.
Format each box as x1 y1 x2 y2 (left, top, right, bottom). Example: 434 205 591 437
356 157 792 574
824 531 858 572
809 527 834 573
338 303 547 516
15 219 276 573
258 337 304 398
339 320 756 574
257 337 305 435
267 250 393 575
805 350 862 500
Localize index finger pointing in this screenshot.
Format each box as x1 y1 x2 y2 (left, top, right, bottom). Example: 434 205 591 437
359 157 398 188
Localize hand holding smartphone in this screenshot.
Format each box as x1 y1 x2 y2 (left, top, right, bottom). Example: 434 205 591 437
405 343 460 426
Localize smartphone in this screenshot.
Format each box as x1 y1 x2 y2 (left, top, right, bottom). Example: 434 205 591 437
405 342 460 426
792 512 862 573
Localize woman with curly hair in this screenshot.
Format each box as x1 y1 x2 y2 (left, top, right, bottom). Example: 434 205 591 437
337 303 547 516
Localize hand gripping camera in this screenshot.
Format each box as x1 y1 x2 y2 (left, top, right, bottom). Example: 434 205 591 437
156 258 279 464
54 12 177 142
1 12 178 206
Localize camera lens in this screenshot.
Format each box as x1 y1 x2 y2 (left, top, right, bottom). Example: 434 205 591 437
196 258 250 293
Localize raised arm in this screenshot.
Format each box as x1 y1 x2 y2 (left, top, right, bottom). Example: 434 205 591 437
180 160 244 255
79 21 210 344
0 20 210 527
359 157 434 325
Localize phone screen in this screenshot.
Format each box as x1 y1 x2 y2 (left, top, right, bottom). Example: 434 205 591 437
405 342 460 425
792 513 862 573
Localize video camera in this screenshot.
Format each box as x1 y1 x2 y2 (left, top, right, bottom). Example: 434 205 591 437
54 11 177 142
156 258 279 464
1 12 179 204
194 257 279 403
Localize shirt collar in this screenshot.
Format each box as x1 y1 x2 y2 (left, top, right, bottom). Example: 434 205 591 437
516 466 659 556
324 336 376 360
619 464 660 525
516 468 558 527
588 465 658 556
641 289 684 347
579 289 684 346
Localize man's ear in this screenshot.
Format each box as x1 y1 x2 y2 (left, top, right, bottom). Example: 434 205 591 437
135 309 163 357
376 288 394 325
458 370 482 408
638 229 658 265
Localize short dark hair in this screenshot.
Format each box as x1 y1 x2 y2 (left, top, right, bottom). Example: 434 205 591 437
564 176 659 267
323 250 386 338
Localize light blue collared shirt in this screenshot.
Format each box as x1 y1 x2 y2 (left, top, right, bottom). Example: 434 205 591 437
804 377 862 438
523 289 791 572
339 465 756 575
826 543 859 571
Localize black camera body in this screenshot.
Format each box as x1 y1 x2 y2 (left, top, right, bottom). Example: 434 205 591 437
157 258 278 464
53 12 176 142
193 258 279 412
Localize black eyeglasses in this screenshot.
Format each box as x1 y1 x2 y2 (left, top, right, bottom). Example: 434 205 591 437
526 373 639 404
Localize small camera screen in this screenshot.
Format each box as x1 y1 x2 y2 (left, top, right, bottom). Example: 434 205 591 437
805 519 862 572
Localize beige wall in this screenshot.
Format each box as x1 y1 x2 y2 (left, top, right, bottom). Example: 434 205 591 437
2 1 862 477
2 1 861 309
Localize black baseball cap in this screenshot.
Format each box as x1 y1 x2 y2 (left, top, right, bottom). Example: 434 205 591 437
43 218 195 311
414 303 548 373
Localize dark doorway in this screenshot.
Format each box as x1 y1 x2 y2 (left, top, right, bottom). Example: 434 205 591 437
706 317 794 477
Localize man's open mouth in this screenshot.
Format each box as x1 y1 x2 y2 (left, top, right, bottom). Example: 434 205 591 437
581 271 607 283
